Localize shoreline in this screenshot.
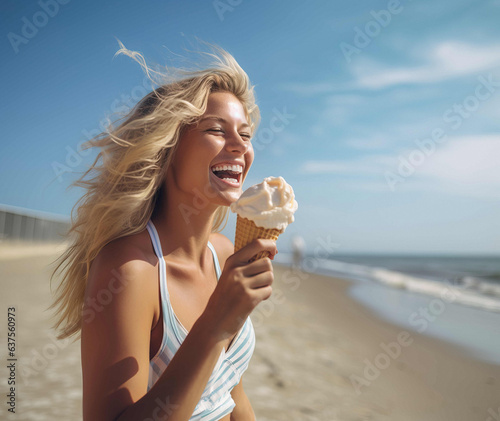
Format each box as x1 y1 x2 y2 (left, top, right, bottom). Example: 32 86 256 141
243 263 500 420
347 279 500 366
276 253 500 367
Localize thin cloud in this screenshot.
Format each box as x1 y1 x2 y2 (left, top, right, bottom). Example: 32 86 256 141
299 134 500 198
353 42 500 89
300 155 393 175
419 134 500 186
281 41 500 94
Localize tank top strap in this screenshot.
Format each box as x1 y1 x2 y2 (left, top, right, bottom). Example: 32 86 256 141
145 219 170 304
207 241 222 280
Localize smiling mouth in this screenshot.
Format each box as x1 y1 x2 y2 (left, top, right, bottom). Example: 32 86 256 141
211 164 243 185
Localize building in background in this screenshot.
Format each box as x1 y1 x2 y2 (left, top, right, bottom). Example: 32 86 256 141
0 203 70 243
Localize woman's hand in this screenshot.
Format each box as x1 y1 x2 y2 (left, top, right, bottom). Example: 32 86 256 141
202 238 277 341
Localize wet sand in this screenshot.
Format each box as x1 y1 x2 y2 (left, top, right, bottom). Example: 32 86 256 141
1 243 499 420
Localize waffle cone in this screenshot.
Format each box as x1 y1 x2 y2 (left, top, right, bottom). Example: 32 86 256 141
234 215 282 262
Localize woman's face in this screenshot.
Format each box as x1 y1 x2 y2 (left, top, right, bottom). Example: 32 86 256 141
168 91 254 208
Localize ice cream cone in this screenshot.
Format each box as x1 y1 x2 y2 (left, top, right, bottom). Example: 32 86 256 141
234 215 282 262
231 176 297 262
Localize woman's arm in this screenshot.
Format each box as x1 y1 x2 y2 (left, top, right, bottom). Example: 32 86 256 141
230 379 256 421
81 242 226 421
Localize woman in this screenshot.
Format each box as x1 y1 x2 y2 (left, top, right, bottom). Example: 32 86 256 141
49 42 277 421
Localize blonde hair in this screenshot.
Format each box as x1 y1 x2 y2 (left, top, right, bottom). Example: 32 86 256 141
48 40 260 341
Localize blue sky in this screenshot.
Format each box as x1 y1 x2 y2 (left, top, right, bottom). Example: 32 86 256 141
1 0 499 254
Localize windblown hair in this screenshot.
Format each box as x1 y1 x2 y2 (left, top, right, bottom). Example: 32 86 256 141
48 40 260 341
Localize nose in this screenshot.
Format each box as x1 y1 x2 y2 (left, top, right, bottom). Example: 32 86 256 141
225 130 249 154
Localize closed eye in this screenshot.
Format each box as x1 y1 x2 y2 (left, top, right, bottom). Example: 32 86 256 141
207 128 251 140
207 128 224 134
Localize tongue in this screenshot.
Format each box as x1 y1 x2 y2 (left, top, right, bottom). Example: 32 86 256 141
215 170 237 180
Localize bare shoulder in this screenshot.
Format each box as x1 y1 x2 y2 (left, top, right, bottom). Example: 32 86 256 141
87 229 158 300
85 228 160 327
209 232 234 266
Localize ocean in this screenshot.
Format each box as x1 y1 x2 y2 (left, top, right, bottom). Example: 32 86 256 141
274 253 500 365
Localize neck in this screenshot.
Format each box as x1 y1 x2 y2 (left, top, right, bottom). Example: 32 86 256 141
150 184 221 269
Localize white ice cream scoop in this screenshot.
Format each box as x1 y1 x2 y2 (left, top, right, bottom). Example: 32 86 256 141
230 176 298 232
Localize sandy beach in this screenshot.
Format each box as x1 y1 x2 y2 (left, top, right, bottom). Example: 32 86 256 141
1 243 499 420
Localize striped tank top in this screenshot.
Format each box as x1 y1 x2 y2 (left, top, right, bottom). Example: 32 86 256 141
145 219 256 420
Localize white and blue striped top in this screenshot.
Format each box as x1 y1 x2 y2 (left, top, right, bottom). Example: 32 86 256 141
145 219 256 420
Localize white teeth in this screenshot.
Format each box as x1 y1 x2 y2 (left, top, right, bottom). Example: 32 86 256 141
211 164 243 173
225 178 238 184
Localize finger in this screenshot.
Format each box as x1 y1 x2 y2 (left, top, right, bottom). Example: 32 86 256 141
249 250 274 263
233 239 277 264
251 285 273 302
241 256 273 277
247 270 274 289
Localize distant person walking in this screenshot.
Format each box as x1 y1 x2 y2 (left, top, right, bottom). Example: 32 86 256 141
291 235 305 269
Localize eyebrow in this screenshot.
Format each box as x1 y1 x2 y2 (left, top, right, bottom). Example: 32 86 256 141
198 115 251 129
